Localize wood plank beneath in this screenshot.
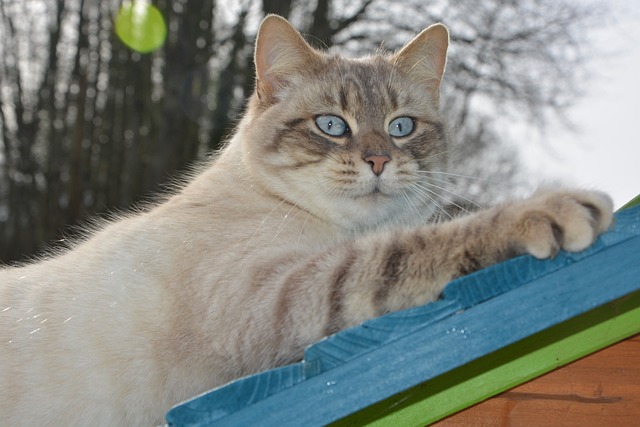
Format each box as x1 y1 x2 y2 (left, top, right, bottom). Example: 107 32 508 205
434 334 640 426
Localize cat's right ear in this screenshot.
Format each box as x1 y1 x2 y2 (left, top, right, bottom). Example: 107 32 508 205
254 15 317 105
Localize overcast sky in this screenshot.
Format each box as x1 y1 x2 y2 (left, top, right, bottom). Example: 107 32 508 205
518 0 640 209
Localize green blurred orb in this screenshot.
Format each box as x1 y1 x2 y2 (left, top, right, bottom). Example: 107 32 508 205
115 2 167 53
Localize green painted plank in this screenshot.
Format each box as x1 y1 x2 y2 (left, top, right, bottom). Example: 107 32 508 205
332 290 640 427
620 193 640 210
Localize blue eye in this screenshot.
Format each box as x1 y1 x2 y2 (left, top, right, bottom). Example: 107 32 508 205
388 116 414 137
315 115 348 137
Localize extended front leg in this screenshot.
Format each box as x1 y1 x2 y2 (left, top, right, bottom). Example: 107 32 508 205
350 189 613 320
253 189 613 370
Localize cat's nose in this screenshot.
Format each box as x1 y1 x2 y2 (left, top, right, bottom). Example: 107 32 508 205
364 154 391 176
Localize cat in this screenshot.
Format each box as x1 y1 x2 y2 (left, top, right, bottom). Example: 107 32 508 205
0 14 613 426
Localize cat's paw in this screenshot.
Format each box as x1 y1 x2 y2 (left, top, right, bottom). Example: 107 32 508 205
505 189 614 259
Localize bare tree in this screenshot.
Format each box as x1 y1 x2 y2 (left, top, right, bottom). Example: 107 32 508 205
0 0 606 262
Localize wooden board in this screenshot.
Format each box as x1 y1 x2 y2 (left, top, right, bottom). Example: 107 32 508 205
433 334 640 426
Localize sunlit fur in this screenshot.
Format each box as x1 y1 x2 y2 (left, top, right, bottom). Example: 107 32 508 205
0 15 613 426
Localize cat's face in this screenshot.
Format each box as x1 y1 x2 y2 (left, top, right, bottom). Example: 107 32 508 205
241 16 450 231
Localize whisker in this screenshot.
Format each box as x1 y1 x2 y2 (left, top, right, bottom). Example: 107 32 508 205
400 189 425 224
415 169 516 188
412 182 474 216
242 197 290 253
296 211 313 246
415 174 456 187
408 184 454 220
416 175 484 200
415 180 482 210
272 202 305 241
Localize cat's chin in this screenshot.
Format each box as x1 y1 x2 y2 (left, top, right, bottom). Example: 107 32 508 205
349 177 396 199
345 189 400 212
327 191 419 231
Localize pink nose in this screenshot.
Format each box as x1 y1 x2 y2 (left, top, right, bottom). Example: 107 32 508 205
364 154 391 176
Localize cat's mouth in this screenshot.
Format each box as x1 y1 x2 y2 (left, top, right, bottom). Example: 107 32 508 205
343 175 404 201
361 188 383 198
352 184 392 200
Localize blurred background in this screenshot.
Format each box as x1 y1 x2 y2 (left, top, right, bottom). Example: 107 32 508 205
0 0 637 263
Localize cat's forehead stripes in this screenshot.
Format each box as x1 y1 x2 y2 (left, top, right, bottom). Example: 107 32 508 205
326 57 406 126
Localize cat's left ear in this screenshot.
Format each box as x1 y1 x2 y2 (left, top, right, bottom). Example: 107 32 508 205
392 23 449 101
254 15 318 104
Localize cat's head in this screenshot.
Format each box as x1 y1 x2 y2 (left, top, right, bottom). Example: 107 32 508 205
239 15 450 231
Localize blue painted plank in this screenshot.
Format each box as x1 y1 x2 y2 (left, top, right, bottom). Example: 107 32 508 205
166 206 640 427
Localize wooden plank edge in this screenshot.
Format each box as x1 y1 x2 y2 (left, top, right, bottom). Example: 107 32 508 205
330 290 640 427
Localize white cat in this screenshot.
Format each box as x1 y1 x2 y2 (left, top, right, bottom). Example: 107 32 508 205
0 15 613 426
